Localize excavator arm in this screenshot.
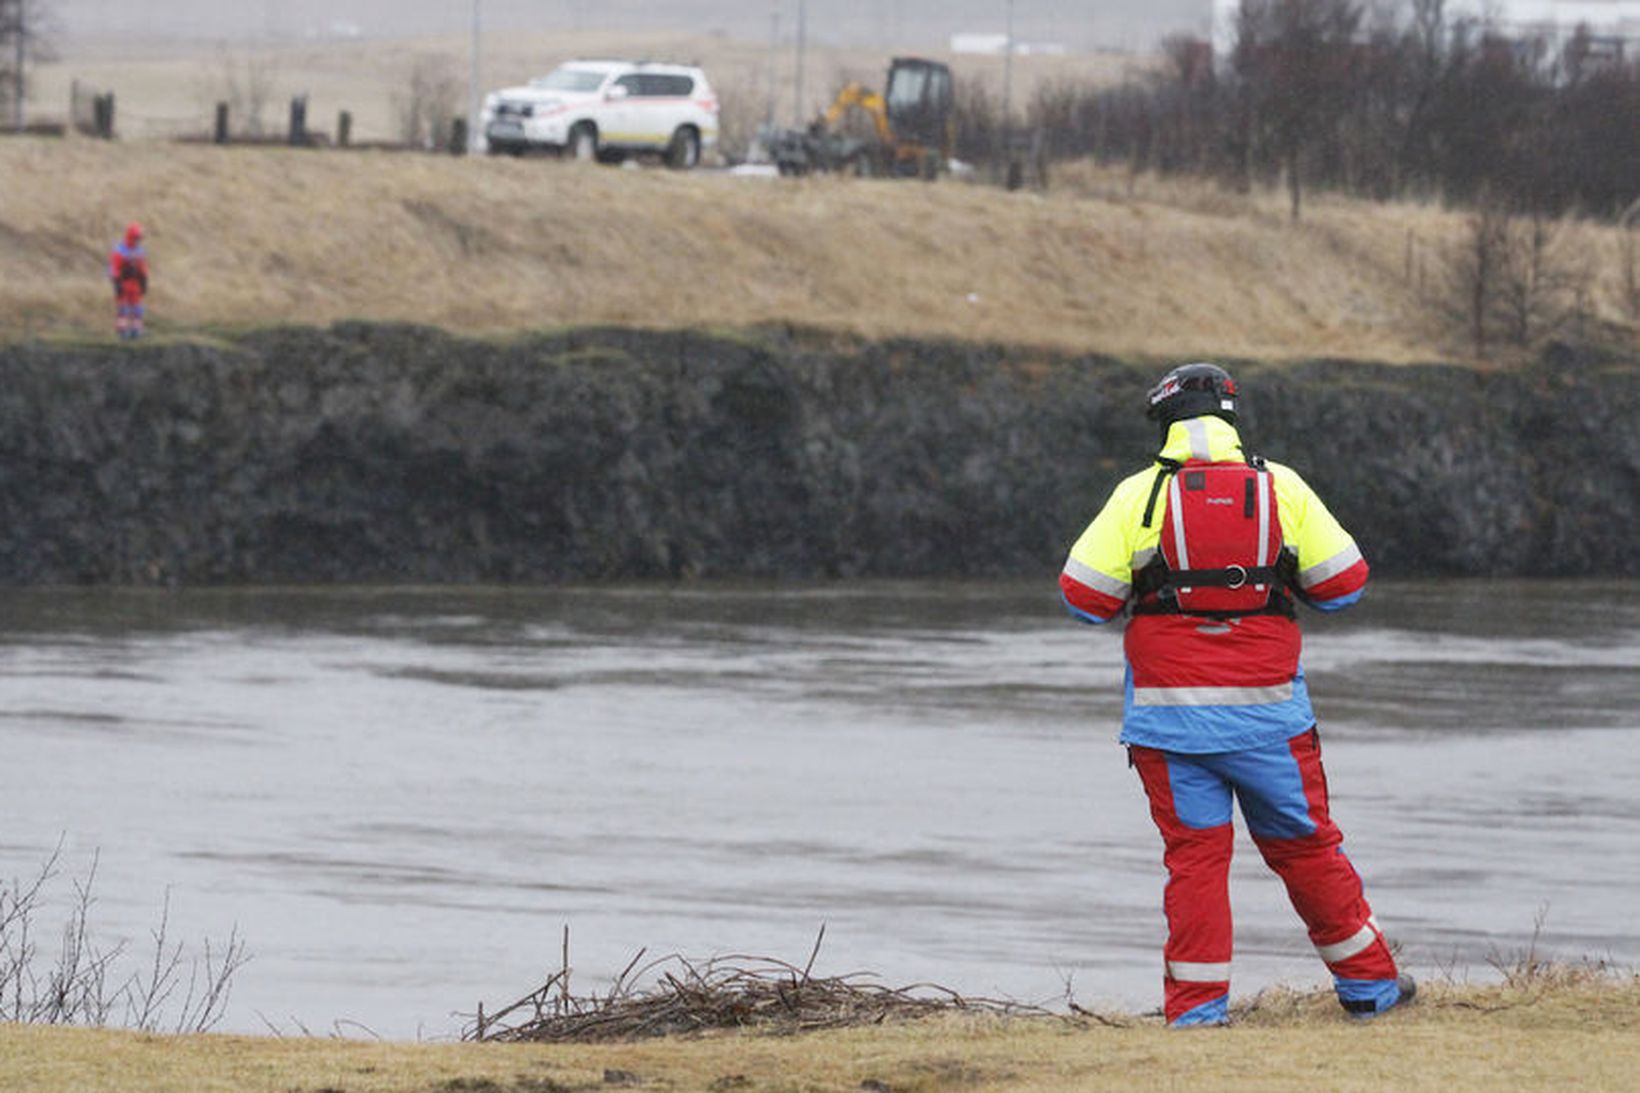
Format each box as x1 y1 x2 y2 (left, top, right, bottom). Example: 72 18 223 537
821 83 895 147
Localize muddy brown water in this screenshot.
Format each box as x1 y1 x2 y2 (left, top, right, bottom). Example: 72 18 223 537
0 580 1634 1036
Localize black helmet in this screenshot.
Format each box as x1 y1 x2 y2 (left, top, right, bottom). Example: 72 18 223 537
1145 362 1238 431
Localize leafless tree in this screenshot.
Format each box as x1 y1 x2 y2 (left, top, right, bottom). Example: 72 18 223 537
1444 200 1589 353
955 78 1006 167
1619 199 1640 323
394 53 463 150
201 46 280 137
712 72 765 164
1446 198 1510 356
1393 0 1448 194
0 0 55 132
1495 211 1587 345
1233 0 1364 220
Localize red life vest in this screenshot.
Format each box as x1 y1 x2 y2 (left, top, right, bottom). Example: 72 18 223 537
1133 458 1293 618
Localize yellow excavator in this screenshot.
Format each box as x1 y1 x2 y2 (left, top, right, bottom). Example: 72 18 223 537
770 57 955 178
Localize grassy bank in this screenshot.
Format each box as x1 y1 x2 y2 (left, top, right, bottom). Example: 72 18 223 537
1 976 1635 1092
4 138 1634 362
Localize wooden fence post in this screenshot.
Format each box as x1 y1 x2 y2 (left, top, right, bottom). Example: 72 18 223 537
214 102 229 144
288 95 308 146
337 110 352 149
94 93 115 139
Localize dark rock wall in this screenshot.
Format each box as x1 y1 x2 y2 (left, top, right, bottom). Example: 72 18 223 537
0 324 1632 584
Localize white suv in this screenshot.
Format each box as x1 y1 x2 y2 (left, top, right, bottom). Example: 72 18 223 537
483 60 718 168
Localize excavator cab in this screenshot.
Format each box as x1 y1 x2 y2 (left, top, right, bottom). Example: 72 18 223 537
883 58 954 153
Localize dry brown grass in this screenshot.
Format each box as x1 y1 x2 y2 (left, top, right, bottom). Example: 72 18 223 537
2 137 1634 361
0 974 1635 1093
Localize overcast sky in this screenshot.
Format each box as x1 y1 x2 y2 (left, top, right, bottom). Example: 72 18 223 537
49 0 1220 53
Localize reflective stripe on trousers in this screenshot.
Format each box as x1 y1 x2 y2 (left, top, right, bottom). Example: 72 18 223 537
1166 960 1230 983
1316 917 1381 964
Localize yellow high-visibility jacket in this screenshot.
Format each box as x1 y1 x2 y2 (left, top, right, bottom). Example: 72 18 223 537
1059 415 1369 751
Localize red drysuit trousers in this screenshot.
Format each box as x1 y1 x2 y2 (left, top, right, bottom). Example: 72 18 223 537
1130 728 1398 1025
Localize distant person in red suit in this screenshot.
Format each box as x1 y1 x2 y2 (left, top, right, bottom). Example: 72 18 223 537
109 222 149 339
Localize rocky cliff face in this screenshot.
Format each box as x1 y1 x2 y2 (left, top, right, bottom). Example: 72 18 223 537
0 325 1632 584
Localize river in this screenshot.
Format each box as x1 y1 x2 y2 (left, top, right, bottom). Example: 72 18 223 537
0 580 1634 1038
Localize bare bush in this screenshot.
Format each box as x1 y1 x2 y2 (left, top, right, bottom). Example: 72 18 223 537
1496 211 1586 345
1481 905 1619 990
394 53 463 151
1624 198 1640 321
712 72 768 165
0 843 250 1032
1626 232 1639 322
202 47 280 137
1446 199 1510 356
953 78 1005 167
1444 200 1593 354
125 890 249 1034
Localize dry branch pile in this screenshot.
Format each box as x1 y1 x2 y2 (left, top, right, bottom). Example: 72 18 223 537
466 927 1049 1043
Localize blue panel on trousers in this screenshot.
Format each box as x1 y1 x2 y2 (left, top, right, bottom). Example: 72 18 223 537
1217 741 1318 840
1170 994 1229 1027
1164 754 1235 829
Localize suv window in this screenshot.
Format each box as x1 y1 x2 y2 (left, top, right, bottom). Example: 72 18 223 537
613 74 643 95
638 74 695 98
533 69 606 92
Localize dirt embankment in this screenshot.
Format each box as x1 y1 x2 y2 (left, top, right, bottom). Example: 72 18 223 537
0 324 1633 585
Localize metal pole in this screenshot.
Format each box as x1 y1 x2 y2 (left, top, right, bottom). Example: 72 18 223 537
793 0 806 128
468 0 481 152
765 3 779 129
1002 0 1015 126
13 0 27 132
1001 0 1015 176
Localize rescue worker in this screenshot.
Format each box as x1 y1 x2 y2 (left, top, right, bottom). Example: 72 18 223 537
109 222 149 339
1059 362 1414 1027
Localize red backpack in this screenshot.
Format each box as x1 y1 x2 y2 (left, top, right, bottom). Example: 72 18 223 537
1132 456 1294 618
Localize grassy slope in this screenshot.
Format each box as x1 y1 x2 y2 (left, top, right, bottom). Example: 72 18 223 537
3 138 1635 362
1 978 1636 1092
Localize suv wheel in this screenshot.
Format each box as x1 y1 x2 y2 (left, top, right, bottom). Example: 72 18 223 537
666 126 701 170
568 123 598 162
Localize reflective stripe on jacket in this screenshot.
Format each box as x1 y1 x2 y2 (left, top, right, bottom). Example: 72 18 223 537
1059 415 1369 752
